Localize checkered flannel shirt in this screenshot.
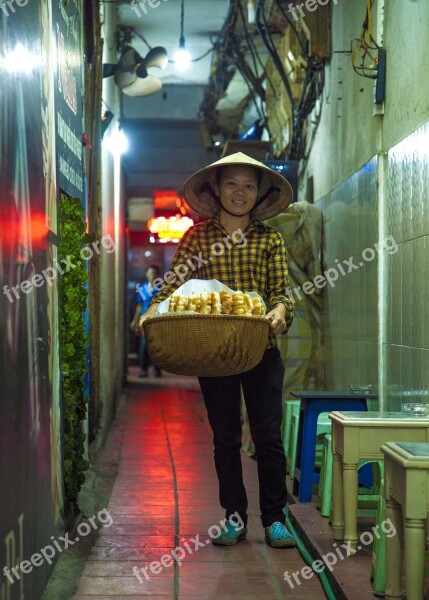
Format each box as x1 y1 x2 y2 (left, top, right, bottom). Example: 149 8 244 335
151 215 293 348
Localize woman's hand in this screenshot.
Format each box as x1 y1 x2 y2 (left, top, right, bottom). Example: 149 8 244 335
135 303 159 336
265 304 287 335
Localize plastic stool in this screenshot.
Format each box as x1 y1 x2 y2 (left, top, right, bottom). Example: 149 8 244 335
288 412 300 477
370 470 428 597
318 434 333 517
371 479 386 596
315 414 331 468
317 440 384 519
288 411 331 477
366 398 379 412
282 400 300 472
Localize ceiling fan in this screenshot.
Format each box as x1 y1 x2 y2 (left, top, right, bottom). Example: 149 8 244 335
103 46 168 97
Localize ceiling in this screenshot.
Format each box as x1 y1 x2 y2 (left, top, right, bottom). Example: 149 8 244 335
113 0 232 226
118 0 229 85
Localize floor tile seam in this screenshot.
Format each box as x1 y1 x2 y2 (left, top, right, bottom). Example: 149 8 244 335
246 514 289 600
156 392 181 600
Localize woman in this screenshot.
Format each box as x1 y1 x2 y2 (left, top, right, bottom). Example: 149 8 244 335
137 152 295 548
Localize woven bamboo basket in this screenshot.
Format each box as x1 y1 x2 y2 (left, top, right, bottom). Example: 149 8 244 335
144 314 270 377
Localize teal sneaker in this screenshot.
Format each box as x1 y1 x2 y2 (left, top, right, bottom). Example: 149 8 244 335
265 522 296 548
212 520 247 546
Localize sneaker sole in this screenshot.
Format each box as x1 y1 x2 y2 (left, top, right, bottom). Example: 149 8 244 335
265 536 296 549
212 530 247 546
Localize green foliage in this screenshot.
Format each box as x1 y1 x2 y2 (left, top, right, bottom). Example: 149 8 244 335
59 196 89 519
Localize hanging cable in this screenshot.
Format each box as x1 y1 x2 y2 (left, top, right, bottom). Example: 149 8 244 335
226 50 266 123
236 0 277 98
351 0 379 79
179 0 185 49
273 0 308 58
255 0 297 112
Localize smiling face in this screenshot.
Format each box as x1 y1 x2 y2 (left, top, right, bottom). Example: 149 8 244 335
215 165 259 219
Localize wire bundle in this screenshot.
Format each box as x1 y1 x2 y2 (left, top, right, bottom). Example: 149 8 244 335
351 0 380 79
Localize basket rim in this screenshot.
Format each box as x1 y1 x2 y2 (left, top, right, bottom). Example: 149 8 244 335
144 313 270 328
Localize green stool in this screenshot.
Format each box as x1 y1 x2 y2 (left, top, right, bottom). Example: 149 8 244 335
288 411 300 477
318 439 384 519
371 479 386 596
282 400 300 472
315 414 331 468
370 479 429 597
366 398 379 412
318 434 333 516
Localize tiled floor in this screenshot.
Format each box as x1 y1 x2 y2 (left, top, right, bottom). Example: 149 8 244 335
72 372 327 599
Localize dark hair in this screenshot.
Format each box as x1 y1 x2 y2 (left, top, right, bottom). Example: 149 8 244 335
215 165 262 187
146 264 160 274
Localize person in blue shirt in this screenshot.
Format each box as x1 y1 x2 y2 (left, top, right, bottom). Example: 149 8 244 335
131 264 162 377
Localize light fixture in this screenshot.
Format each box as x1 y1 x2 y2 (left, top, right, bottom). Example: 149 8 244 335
106 126 128 155
173 0 191 71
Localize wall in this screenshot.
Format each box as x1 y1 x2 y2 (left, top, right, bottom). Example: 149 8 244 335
298 0 429 406
0 1 81 597
96 2 127 440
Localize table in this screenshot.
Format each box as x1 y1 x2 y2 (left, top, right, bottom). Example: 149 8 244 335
291 391 376 502
330 412 429 550
383 442 429 600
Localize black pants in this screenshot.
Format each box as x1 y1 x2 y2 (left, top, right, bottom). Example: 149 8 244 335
199 347 287 528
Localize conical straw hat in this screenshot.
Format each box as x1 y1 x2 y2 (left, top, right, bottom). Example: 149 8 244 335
183 152 293 221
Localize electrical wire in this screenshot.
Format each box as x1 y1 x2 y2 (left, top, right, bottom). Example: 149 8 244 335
132 27 215 64
226 50 266 123
351 0 379 79
273 0 308 58
236 0 277 98
255 0 297 112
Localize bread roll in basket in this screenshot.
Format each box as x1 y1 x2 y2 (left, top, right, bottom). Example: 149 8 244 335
144 280 269 377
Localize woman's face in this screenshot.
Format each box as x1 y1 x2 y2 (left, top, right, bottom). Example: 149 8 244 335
216 165 259 217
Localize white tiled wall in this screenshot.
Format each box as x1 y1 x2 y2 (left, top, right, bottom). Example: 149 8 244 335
317 122 429 406
317 157 379 390
385 123 429 409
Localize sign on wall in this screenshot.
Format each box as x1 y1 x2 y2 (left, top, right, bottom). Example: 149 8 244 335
53 0 84 198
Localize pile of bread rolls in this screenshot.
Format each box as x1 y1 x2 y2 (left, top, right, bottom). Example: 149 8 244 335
168 291 265 316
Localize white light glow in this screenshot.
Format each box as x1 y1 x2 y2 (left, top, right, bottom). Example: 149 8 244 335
1 43 42 74
107 128 128 155
174 47 191 71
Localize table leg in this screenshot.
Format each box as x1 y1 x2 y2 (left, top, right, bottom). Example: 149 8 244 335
385 497 403 600
404 518 425 600
298 409 319 502
292 405 304 496
332 451 344 540
343 462 359 549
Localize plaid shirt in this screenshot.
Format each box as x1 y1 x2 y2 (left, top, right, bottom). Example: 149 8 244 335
152 215 293 348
